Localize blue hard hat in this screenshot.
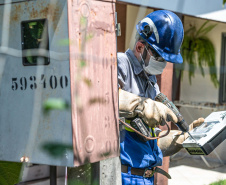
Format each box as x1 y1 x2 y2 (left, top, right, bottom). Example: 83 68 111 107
136 10 184 64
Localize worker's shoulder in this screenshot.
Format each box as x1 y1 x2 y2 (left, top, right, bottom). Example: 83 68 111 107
117 52 127 60
117 52 130 67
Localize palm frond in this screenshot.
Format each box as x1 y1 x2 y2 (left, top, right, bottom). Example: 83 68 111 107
197 24 217 37
195 20 210 37
184 26 196 35
223 0 226 6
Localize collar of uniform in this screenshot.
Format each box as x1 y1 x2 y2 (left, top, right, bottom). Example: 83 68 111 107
148 75 157 85
125 49 157 85
126 49 143 75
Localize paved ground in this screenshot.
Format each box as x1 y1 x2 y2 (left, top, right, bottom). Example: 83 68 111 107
168 150 226 185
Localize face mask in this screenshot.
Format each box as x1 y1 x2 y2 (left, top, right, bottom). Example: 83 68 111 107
140 47 167 75
143 56 167 75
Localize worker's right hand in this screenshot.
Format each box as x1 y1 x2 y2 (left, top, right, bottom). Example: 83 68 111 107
119 89 178 128
135 98 178 128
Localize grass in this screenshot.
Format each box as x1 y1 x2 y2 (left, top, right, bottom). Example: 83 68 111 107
209 180 226 185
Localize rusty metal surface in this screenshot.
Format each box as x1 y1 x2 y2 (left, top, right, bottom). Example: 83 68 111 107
68 0 119 166
0 0 74 166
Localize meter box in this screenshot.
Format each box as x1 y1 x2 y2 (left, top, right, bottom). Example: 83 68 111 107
183 111 226 155
0 0 118 167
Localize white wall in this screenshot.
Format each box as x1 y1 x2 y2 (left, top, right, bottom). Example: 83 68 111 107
180 16 226 103
125 5 153 50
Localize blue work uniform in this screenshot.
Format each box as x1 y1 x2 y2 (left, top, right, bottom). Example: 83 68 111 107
118 49 163 185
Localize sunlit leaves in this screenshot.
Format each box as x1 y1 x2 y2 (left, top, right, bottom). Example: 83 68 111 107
0 161 22 185
209 179 226 185
43 98 69 112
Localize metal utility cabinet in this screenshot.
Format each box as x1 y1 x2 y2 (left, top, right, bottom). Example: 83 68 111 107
0 0 119 167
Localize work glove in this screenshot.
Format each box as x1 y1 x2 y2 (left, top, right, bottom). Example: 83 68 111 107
158 117 205 156
172 117 205 144
119 89 178 128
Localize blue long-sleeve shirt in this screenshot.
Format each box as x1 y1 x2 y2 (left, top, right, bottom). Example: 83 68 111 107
118 49 163 185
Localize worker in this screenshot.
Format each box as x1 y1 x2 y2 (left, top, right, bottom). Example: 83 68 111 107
118 10 204 185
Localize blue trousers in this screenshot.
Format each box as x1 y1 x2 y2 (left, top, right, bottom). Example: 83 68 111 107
122 171 154 185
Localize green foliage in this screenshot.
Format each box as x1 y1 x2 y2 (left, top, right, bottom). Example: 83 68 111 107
209 179 226 185
80 59 86 67
42 142 73 158
86 33 94 41
23 20 46 64
43 98 69 112
68 164 92 185
68 179 98 185
80 16 87 26
223 0 226 6
181 21 219 88
0 161 22 185
57 39 70 46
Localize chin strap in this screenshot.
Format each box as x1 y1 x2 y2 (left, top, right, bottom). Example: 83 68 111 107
119 118 170 140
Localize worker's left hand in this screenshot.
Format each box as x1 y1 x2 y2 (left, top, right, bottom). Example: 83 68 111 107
188 117 205 131
158 117 205 157
172 117 205 145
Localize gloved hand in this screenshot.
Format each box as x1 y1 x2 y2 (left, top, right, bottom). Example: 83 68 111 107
188 118 205 130
119 89 142 118
119 89 178 128
158 117 205 156
172 117 205 144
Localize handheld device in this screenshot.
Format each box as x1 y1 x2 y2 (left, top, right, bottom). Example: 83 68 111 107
183 111 226 155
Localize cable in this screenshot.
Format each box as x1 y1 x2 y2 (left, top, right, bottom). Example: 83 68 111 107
119 118 170 140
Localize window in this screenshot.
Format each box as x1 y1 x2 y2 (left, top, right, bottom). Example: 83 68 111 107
21 19 49 66
219 33 226 103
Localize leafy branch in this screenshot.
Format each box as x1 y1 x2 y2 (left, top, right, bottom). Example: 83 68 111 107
0 161 22 185
181 21 219 88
